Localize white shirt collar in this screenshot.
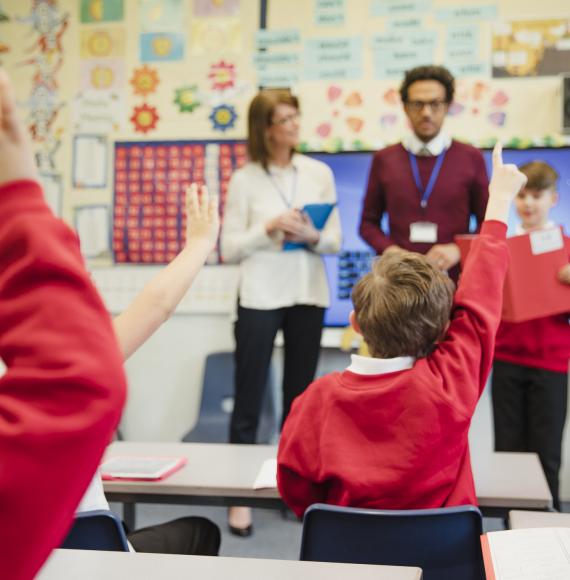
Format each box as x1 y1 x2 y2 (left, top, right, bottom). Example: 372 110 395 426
267 153 299 174
346 353 415 375
514 220 556 235
403 131 451 156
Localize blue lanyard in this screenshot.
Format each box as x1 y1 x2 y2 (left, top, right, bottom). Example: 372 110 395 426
408 149 446 209
266 167 298 208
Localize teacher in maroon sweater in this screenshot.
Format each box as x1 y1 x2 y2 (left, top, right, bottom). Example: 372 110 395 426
360 65 489 280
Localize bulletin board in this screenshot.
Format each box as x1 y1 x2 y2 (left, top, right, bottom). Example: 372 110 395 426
261 0 570 151
0 0 569 269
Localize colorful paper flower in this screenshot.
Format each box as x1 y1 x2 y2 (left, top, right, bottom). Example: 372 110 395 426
130 65 160 97
130 103 159 133
209 104 237 132
90 64 115 89
174 85 200 113
208 60 236 91
327 85 342 102
488 111 507 127
448 102 465 116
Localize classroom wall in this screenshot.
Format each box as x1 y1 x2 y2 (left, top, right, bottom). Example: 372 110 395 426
1 0 570 498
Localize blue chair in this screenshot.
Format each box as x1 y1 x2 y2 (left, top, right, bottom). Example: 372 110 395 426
61 510 130 551
300 503 485 580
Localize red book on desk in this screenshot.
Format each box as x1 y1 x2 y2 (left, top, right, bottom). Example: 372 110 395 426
456 227 570 323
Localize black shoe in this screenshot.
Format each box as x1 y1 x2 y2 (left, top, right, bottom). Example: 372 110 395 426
228 523 253 537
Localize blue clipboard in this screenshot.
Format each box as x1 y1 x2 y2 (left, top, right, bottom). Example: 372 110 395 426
283 202 335 251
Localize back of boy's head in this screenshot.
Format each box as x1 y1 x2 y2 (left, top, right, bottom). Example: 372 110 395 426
519 161 558 191
352 251 455 359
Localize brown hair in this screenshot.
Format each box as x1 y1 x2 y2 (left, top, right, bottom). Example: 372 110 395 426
518 161 559 192
247 89 299 169
352 251 455 358
399 65 455 104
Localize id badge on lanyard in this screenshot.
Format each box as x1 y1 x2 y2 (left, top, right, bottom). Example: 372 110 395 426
408 150 446 244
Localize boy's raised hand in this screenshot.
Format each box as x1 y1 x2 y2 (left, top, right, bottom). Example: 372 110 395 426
0 69 38 185
185 183 220 251
485 142 528 223
489 142 528 202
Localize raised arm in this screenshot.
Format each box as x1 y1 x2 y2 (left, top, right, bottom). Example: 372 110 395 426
112 184 219 360
0 70 126 580
430 143 527 414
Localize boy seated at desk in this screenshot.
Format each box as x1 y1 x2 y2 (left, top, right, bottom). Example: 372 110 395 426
277 143 527 517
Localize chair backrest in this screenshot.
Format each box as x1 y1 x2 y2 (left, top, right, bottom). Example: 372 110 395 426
300 503 485 580
61 510 130 551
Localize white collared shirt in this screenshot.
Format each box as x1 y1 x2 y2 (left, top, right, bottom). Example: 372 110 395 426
221 154 342 311
347 353 416 375
403 131 452 156
515 221 556 235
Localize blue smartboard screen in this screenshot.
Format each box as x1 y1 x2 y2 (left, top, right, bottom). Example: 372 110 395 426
308 147 570 327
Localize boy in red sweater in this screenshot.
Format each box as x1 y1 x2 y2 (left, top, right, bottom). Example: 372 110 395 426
492 161 570 511
0 69 127 579
277 143 527 518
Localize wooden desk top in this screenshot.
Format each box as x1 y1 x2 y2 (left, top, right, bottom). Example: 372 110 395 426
104 442 552 510
37 550 423 580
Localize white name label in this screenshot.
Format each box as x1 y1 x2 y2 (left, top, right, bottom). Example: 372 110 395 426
530 227 563 255
410 222 438 243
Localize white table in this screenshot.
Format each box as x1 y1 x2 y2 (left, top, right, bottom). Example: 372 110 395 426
472 451 553 517
37 550 423 580
509 509 570 529
103 443 552 527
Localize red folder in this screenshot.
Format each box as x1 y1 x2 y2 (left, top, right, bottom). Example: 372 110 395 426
456 227 570 323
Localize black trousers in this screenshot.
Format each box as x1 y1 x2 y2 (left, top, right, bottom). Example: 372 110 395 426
230 304 325 444
492 360 568 510
128 517 220 555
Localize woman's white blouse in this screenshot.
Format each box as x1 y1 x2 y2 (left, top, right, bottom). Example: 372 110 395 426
221 154 342 310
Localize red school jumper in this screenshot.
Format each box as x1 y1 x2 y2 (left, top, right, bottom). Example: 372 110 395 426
277 221 508 518
0 181 127 580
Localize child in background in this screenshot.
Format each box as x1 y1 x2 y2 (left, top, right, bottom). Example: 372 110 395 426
277 143 527 518
492 161 570 511
0 69 127 579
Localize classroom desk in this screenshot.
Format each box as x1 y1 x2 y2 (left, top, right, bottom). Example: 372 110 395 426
37 550 423 580
472 451 553 517
103 442 552 528
509 509 570 529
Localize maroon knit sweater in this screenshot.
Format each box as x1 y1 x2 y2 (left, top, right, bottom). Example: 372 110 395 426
360 140 489 256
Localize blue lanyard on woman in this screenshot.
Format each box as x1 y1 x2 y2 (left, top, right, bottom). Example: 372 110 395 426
407 149 447 209
266 167 298 208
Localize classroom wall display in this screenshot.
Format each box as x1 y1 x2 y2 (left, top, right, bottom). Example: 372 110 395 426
492 19 570 78
112 140 247 264
1 0 569 270
267 0 570 152
72 134 108 188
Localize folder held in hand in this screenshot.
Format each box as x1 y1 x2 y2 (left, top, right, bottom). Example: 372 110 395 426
455 227 570 323
283 202 335 251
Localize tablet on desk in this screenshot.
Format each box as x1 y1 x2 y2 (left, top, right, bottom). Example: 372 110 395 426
101 456 187 481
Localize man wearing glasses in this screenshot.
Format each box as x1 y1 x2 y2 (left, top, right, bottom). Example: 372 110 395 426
359 65 488 279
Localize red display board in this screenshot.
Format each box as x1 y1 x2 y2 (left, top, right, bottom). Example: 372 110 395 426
113 140 247 264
